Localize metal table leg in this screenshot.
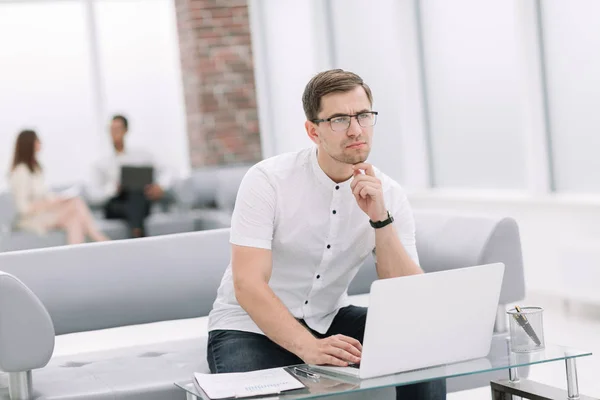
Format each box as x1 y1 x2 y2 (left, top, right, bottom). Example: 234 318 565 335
566 358 580 400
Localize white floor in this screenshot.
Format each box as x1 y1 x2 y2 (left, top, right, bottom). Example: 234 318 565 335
51 292 600 399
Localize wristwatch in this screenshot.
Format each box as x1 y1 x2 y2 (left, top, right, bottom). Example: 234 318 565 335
369 211 394 229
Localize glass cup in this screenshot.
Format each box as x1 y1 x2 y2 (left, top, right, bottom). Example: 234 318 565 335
507 306 545 353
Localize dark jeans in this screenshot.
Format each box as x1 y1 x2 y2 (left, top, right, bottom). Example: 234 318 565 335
103 190 151 237
207 305 446 400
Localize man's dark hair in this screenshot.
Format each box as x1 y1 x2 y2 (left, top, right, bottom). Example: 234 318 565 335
302 69 373 121
112 114 129 131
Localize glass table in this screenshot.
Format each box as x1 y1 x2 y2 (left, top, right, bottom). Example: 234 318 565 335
175 343 596 400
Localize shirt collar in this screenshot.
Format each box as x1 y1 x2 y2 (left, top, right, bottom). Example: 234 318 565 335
309 147 353 190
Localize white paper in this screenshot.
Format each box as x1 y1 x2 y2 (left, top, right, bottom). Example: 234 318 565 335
194 367 304 399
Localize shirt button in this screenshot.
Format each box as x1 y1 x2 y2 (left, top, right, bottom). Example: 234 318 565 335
326 244 331 249
316 275 321 279
304 300 308 305
332 210 337 214
335 185 339 190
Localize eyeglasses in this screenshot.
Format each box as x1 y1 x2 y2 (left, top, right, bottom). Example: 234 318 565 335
312 111 378 132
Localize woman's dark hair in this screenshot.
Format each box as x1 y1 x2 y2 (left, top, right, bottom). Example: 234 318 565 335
12 129 41 173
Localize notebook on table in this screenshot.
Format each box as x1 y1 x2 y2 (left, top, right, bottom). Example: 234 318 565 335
193 367 305 399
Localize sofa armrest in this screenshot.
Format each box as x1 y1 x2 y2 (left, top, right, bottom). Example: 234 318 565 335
415 211 525 305
0 272 55 372
348 210 526 306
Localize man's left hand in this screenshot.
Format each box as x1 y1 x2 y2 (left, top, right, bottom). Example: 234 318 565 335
350 163 388 222
144 183 164 201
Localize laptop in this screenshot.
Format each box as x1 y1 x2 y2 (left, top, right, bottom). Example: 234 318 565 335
309 263 505 379
120 165 154 191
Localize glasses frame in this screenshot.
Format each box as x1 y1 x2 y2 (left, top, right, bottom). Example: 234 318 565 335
311 111 379 132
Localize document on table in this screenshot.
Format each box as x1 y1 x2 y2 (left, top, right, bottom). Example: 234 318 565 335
194 367 305 399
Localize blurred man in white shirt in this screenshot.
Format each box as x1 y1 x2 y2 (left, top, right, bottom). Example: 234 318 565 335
88 115 172 238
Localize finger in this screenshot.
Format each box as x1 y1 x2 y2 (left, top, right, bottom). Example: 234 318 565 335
337 335 363 352
360 185 379 199
350 170 361 190
327 345 360 364
350 174 379 189
353 163 375 177
352 183 367 199
323 355 348 367
351 176 379 191
353 182 379 198
334 339 362 358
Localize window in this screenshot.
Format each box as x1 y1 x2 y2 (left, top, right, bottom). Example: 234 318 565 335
419 0 527 189
0 0 188 188
0 1 97 185
541 0 600 193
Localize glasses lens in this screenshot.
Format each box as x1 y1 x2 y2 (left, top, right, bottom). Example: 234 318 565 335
330 116 351 131
357 112 376 127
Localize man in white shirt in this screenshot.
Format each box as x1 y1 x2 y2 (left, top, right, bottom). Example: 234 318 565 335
206 70 446 399
88 115 172 238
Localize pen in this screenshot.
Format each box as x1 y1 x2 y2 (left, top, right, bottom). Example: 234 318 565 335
512 305 541 346
293 366 320 380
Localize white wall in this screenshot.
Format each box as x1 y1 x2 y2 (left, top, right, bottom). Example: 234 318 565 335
248 0 332 158
0 1 99 188
419 0 527 189
0 0 189 190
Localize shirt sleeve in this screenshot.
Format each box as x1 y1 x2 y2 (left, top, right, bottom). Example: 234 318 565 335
154 156 173 191
377 180 420 266
229 165 276 250
86 159 116 205
9 165 33 215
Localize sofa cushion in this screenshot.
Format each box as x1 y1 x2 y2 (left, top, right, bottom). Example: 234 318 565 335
1 213 196 253
174 167 221 210
95 213 195 239
0 230 66 253
145 213 195 237
0 230 232 335
188 208 232 231
26 338 208 400
0 192 16 232
214 165 250 212
95 219 130 241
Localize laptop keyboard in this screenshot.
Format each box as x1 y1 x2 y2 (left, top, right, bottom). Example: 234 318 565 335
348 363 360 369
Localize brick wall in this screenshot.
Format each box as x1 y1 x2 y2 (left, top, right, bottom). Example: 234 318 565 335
174 0 262 167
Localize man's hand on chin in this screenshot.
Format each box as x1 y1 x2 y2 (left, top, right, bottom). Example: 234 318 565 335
350 163 387 221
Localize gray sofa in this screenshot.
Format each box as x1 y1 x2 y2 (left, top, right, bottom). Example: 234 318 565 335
0 210 525 400
0 165 252 253
170 164 251 231
0 188 194 253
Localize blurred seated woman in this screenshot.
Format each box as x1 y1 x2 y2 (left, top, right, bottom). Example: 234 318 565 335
9 130 110 244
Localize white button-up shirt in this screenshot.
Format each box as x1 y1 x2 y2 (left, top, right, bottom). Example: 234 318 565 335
86 148 173 205
207 147 419 335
